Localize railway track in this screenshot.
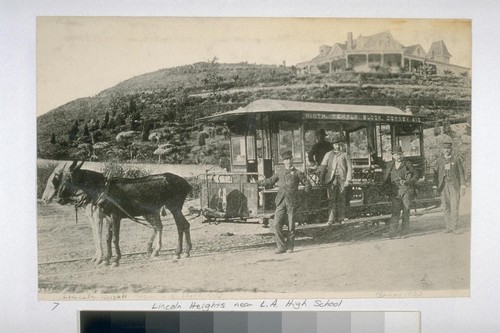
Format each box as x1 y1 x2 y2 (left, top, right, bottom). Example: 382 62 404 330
38 206 442 267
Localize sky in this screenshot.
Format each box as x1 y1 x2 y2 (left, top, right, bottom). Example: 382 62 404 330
37 17 471 116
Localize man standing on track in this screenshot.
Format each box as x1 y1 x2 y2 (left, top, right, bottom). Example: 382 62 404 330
382 145 419 239
259 150 311 254
433 138 466 234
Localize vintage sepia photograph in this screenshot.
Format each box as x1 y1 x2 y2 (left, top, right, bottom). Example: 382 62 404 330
36 17 471 300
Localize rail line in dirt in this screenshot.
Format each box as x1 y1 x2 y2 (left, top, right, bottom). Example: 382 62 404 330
38 207 442 268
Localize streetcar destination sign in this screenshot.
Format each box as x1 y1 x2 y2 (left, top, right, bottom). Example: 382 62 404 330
303 113 422 123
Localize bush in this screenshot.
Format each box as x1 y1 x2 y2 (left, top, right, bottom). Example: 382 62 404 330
102 162 150 179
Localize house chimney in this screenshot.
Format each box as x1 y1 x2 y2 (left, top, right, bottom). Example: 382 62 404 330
347 32 353 51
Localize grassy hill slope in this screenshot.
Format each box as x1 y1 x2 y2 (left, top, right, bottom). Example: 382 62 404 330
37 61 471 165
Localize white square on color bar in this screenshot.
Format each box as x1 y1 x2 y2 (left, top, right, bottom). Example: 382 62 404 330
385 312 420 333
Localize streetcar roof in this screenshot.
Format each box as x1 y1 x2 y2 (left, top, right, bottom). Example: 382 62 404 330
198 99 417 123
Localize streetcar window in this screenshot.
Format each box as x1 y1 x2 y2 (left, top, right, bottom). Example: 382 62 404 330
246 136 256 161
348 127 370 159
395 123 422 157
304 129 317 155
256 129 263 158
376 123 392 162
256 114 271 159
231 136 246 165
304 123 341 162
279 121 302 162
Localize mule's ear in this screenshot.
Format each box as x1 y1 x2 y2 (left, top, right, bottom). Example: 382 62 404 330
76 161 85 170
69 160 78 171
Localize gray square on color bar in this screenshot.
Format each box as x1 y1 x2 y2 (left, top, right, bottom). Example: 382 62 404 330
281 312 317 333
317 312 351 333
145 312 180 333
351 312 385 333
180 312 214 333
248 312 282 333
214 312 248 333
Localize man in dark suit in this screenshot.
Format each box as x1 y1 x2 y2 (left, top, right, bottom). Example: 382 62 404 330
382 145 419 238
308 129 332 166
433 139 466 234
260 150 312 254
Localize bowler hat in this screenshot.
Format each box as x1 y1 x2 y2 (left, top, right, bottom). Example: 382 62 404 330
281 150 293 160
391 145 404 155
331 133 345 144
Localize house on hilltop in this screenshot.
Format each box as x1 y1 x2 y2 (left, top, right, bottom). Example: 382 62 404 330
297 31 469 76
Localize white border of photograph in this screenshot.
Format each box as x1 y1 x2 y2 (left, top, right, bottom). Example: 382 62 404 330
1 0 499 332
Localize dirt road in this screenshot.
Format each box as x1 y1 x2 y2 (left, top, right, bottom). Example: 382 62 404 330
37 198 470 300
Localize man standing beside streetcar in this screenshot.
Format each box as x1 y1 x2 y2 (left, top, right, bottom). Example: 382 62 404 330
259 150 312 254
319 134 353 225
382 145 419 239
433 138 466 234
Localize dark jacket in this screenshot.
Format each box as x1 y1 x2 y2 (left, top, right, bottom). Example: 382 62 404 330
261 167 312 207
434 156 466 192
382 160 419 196
308 140 333 165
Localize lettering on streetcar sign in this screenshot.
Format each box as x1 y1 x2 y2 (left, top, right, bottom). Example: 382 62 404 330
303 113 421 123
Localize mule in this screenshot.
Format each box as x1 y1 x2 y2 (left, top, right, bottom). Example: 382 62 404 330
42 162 108 265
42 161 192 266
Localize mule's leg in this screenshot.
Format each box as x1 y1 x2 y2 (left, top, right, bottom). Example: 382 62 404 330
171 208 191 258
95 211 106 265
104 218 113 266
111 213 122 267
145 213 163 257
84 205 101 264
87 205 106 265
146 224 156 256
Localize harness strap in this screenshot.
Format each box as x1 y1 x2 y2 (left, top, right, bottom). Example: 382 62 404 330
97 193 153 228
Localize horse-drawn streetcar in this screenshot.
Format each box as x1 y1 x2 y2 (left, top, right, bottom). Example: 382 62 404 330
197 99 439 225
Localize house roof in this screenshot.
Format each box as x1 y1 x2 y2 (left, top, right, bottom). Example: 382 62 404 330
198 99 412 123
355 31 405 51
428 40 452 58
297 31 463 69
297 43 347 67
404 44 427 57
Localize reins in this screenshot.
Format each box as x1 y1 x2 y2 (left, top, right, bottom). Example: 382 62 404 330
97 174 153 229
97 192 153 228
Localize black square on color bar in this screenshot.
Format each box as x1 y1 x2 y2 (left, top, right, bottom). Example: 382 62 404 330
81 311 146 333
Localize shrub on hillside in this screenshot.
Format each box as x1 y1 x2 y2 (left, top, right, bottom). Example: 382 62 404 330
102 162 150 179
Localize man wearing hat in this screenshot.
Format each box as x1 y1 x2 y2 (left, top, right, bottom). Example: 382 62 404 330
308 129 332 167
382 145 419 238
319 133 352 225
259 150 312 254
433 139 466 234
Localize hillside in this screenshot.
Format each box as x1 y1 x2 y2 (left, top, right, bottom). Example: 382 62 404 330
37 61 471 165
